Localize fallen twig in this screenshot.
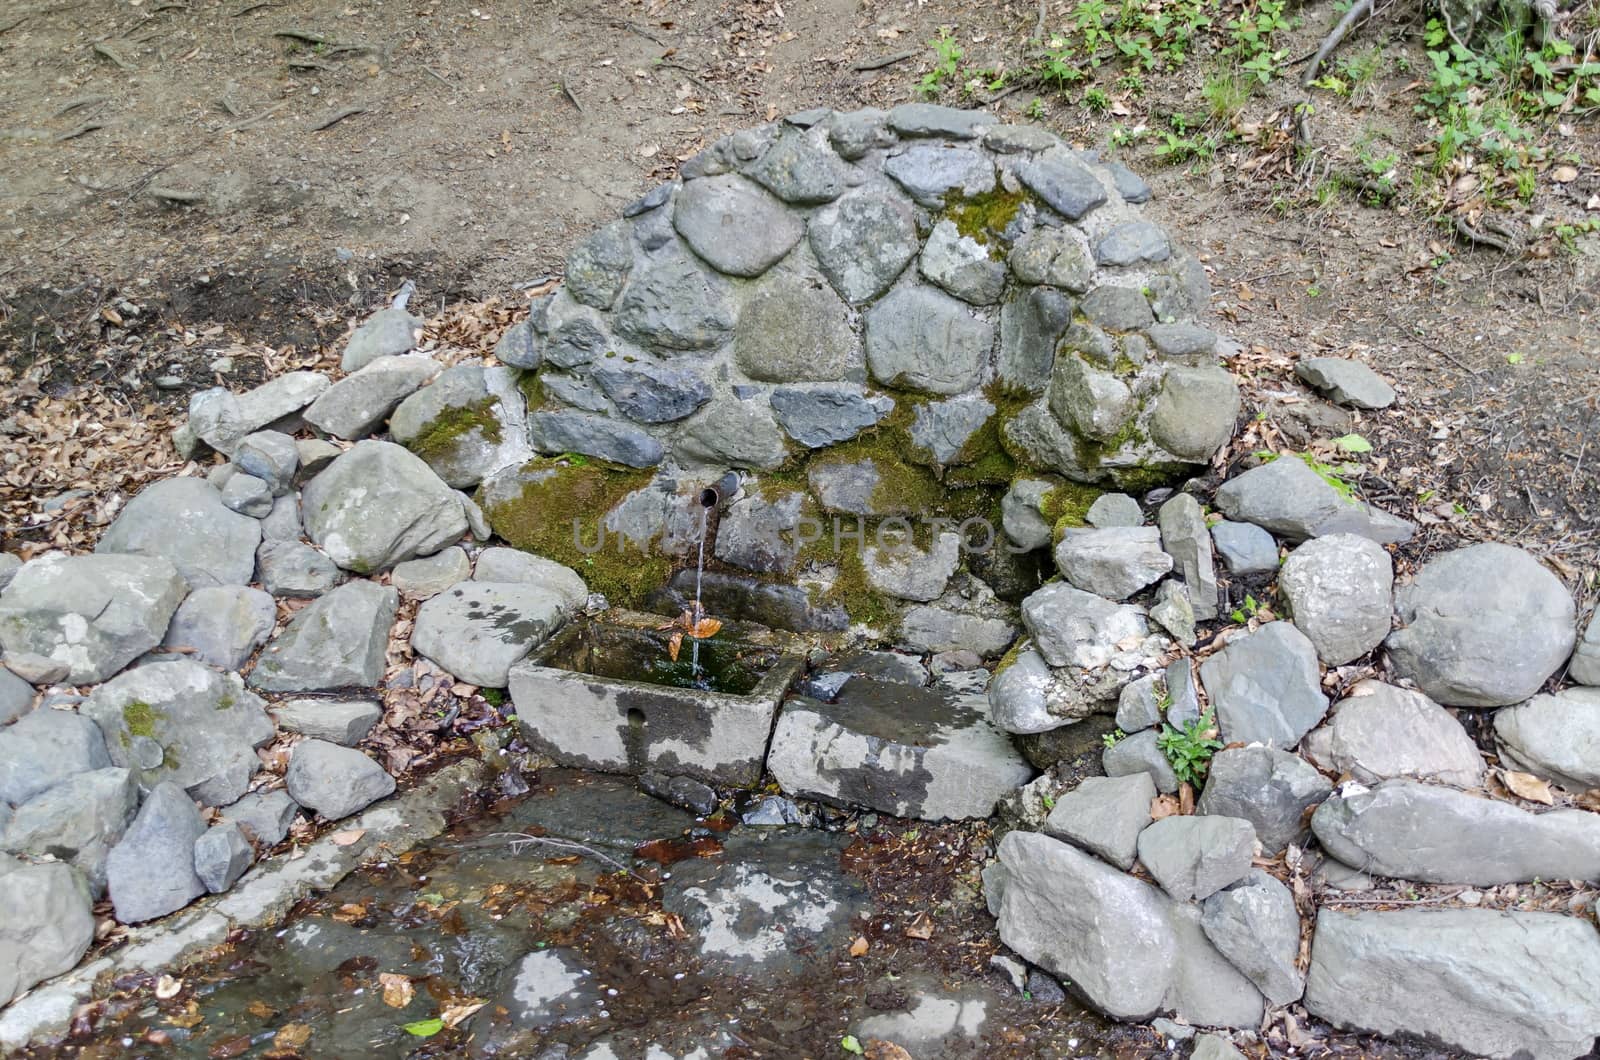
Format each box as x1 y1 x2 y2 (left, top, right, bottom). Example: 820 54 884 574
272 27 326 45
422 65 452 88
287 58 332 71
1302 0 1374 86
1453 215 1521 254
559 81 583 112
225 100 289 132
92 41 136 71
55 121 104 141
0 15 28 35
147 186 205 204
852 49 918 71
309 104 366 131
230 1 279 14
53 94 108 118
475 831 645 879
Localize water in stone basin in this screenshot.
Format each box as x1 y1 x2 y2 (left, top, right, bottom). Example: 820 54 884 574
34 771 1151 1058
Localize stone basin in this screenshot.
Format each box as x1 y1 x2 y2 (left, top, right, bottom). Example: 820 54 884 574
507 609 805 787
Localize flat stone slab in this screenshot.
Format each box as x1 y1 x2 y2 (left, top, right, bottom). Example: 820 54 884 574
1305 908 1600 1060
96 477 261 589
766 678 1033 821
1311 778 1600 886
662 829 868 974
248 581 398 693
1305 679 1485 789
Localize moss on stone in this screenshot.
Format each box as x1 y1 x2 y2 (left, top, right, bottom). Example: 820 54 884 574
477 457 668 607
519 371 545 411
1039 480 1102 536
945 403 1017 487
123 700 160 738
409 396 503 465
993 637 1028 676
942 188 1031 260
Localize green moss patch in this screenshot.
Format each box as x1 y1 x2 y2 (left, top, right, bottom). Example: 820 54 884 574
409 397 503 464
942 188 1032 260
477 457 668 607
123 700 161 738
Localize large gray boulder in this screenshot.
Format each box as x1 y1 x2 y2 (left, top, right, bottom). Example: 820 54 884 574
301 440 468 573
1020 581 1150 670
1157 493 1218 621
341 306 422 371
0 666 30 725
284 739 395 820
1042 772 1155 870
0 708 112 806
233 430 299 496
1294 357 1396 410
672 174 802 278
81 659 274 806
303 354 441 440
1104 729 1179 793
247 581 398 692
410 582 572 687
1277 533 1393 665
1196 745 1332 854
1209 519 1278 574
218 789 298 847
1303 680 1484 788
994 830 1263 1027
161 585 276 670
1135 814 1257 902
733 268 860 382
1311 779 1600 885
1385 542 1576 707
1198 623 1328 748
1214 456 1413 544
270 698 382 746
864 285 992 395
0 856 95 1006
105 780 208 923
389 364 531 488
0 766 139 894
1200 870 1304 1005
0 554 187 684
193 822 253 893
97 477 260 588
256 540 344 598
1304 908 1600 1060
987 643 1088 734
1494 687 1600 792
472 548 588 607
1053 527 1173 601
807 189 919 304
187 372 329 455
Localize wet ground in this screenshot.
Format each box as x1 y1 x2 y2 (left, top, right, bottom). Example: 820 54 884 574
25 770 1158 1060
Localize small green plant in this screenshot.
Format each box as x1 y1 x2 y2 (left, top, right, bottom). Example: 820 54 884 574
1108 124 1139 148
1202 69 1250 121
1025 97 1048 120
1102 728 1128 749
920 29 964 96
1157 709 1224 786
841 1036 865 1056
1041 793 1057 810
1083 86 1110 112
1229 594 1263 624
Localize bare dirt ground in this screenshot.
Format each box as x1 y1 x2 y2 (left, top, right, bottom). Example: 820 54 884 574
0 0 1595 563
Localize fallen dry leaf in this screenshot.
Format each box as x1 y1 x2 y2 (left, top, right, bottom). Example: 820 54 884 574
441 999 487 1028
379 972 414 1009
1502 770 1554 805
273 1023 312 1049
849 935 869 957
1551 164 1579 183
154 974 183 999
329 828 367 846
865 1041 914 1060
904 911 934 940
1150 794 1181 820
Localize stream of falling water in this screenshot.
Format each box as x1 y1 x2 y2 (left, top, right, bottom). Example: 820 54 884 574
691 504 707 681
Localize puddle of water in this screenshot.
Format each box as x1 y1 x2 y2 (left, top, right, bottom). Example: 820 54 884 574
28 771 1150 1060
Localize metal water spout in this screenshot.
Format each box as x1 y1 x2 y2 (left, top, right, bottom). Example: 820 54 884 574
688 473 739 681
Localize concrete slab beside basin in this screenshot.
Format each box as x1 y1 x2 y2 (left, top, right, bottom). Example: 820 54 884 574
507 609 806 787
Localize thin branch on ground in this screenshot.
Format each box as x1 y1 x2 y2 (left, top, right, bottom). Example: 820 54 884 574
1453 214 1521 254
852 49 918 71
475 832 644 879
1302 0 1375 86
309 104 366 131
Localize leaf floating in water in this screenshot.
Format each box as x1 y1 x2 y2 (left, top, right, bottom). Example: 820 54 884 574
440 1000 487 1028
402 1017 445 1037
273 1023 313 1049
690 617 722 639
667 631 684 662
379 972 414 1009
209 1036 252 1059
329 828 366 847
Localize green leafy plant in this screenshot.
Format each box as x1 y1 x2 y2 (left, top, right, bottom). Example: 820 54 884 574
1332 433 1373 453
920 29 964 96
1102 728 1128 749
1202 69 1250 121
403 1018 445 1037
1229 594 1263 624
1156 709 1224 786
